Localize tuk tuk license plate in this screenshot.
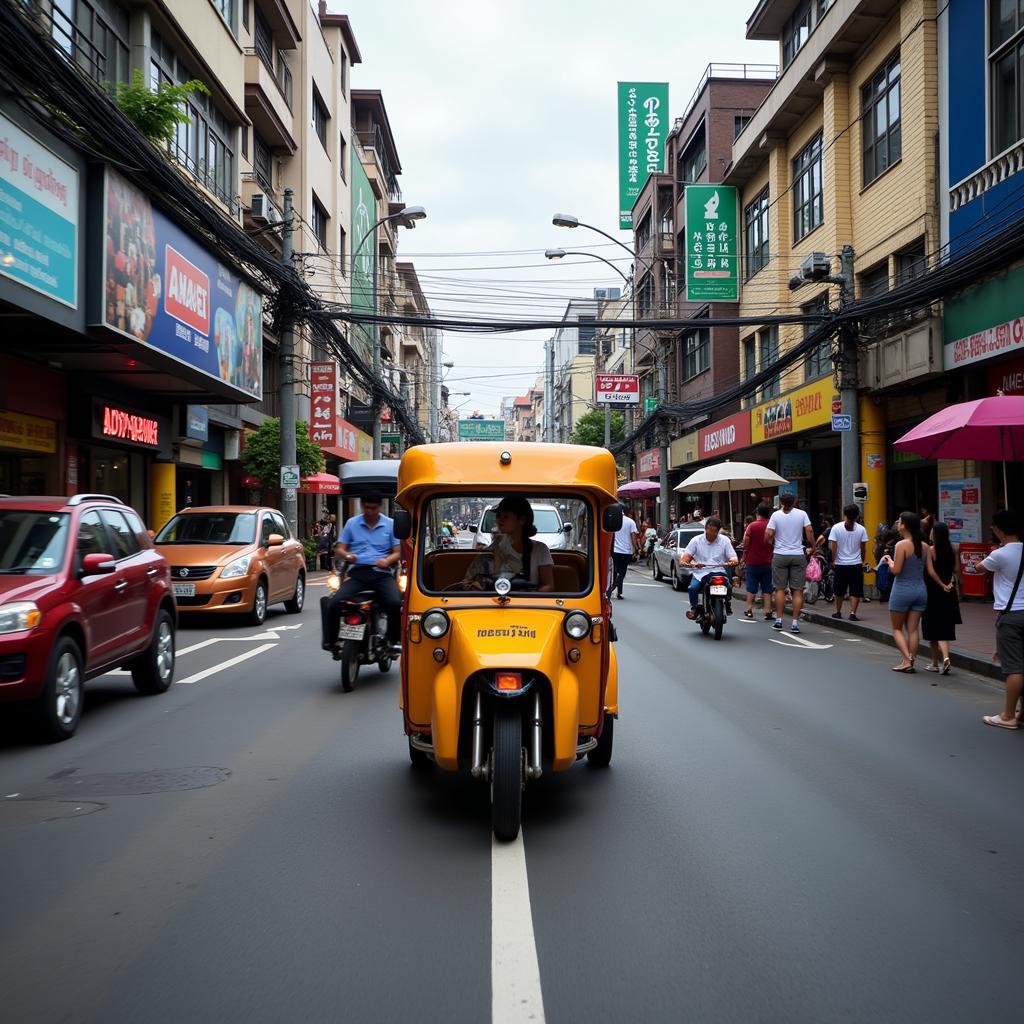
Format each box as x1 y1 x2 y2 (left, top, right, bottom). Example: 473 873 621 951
338 622 366 641
710 585 728 596
173 583 196 598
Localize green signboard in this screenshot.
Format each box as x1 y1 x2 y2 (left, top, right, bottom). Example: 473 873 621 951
618 82 669 231
458 419 506 441
351 150 376 364
684 185 739 302
943 263 1024 370
644 397 658 416
381 432 401 445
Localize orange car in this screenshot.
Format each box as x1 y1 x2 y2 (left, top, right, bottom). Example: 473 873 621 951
153 506 306 625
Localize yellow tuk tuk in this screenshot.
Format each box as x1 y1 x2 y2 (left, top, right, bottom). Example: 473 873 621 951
392 442 623 840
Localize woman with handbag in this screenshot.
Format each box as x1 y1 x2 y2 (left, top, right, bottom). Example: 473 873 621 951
923 522 961 675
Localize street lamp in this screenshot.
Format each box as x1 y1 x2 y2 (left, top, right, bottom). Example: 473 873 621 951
544 248 630 284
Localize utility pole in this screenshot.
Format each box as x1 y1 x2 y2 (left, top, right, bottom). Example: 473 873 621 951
545 339 555 442
604 404 611 447
279 187 298 537
837 244 858 511
371 241 382 459
656 334 669 534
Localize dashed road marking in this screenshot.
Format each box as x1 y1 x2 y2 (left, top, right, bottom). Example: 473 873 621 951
176 643 277 685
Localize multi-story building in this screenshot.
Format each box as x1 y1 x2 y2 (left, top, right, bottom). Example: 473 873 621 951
395 261 434 436
546 298 599 442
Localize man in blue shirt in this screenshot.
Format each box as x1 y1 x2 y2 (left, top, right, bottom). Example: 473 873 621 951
320 492 402 656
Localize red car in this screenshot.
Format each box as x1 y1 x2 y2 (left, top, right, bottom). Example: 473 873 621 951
0 493 176 741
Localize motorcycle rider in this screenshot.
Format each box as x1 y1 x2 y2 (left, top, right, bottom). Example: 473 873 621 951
680 516 738 620
321 492 402 657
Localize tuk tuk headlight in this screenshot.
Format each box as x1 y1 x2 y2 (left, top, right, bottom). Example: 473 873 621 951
422 609 450 639
563 610 590 640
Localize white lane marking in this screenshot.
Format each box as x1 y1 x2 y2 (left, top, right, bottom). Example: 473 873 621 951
176 643 277 685
845 638 864 642
492 832 546 1024
104 633 292 676
624 582 661 588
769 634 834 650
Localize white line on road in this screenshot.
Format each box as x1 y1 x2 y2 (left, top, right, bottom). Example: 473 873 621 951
492 832 546 1024
624 582 661 588
176 644 277 685
769 634 834 650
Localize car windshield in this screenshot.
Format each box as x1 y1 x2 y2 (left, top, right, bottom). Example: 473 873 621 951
480 507 561 534
0 511 70 574
155 512 256 545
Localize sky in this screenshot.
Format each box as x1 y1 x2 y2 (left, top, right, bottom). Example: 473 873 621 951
341 0 777 418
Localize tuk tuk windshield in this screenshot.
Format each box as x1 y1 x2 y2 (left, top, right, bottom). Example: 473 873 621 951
420 494 592 595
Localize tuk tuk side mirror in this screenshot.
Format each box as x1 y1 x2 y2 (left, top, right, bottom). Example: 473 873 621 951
393 509 412 540
602 505 623 532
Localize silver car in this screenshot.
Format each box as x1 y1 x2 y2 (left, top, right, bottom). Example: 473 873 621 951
652 526 706 591
473 502 571 551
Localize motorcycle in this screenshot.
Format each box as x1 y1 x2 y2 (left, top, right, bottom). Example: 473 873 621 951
689 564 733 641
325 571 394 692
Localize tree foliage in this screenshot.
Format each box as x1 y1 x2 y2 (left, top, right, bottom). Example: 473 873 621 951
115 69 209 146
570 409 624 447
241 419 324 488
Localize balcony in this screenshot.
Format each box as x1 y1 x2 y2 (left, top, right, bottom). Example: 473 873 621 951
357 125 402 203
244 50 296 154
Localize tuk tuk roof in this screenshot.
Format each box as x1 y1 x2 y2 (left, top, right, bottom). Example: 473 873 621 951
397 443 619 502
338 459 399 499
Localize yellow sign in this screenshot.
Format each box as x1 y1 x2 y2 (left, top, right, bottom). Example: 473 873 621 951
750 377 835 445
355 428 373 461
149 462 176 533
669 430 699 468
0 410 57 454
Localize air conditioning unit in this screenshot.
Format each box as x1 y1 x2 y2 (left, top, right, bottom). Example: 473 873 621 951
250 192 282 224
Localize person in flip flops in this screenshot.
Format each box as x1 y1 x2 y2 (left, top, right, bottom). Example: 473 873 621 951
980 510 1024 730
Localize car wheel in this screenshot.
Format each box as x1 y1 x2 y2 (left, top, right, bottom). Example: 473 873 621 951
36 636 84 742
587 714 614 767
284 573 305 614
672 566 684 592
653 556 664 582
248 579 268 626
131 610 176 695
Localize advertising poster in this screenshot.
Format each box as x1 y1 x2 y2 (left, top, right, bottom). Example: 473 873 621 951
750 378 834 445
458 419 506 441
617 82 668 230
350 150 375 365
938 477 982 543
779 450 812 480
101 169 262 399
684 185 739 301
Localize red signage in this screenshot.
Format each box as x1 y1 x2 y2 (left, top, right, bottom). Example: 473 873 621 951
596 374 640 405
164 245 210 335
381 404 393 424
638 447 661 477
309 361 337 447
987 354 1024 395
100 404 160 447
325 417 360 461
699 411 751 459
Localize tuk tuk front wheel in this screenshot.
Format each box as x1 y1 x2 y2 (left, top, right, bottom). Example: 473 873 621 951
491 706 523 842
340 640 360 692
587 714 614 767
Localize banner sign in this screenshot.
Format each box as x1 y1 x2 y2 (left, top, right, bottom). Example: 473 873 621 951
350 150 375 366
101 169 262 399
595 373 640 405
0 410 57 454
92 399 162 449
0 112 79 307
750 377 835 445
638 447 661 477
938 477 982 543
618 82 669 230
458 419 506 441
309 361 338 447
698 411 750 460
684 185 739 301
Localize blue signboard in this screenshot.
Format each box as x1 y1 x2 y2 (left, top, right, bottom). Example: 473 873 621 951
101 169 262 399
186 405 209 442
831 414 852 432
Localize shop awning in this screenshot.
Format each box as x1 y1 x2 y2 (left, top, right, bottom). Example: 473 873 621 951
300 472 340 494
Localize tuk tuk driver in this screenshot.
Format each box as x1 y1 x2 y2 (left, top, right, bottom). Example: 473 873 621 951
463 495 555 592
679 516 738 619
321 492 402 656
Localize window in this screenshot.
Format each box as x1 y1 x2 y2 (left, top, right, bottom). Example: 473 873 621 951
100 509 139 559
742 335 757 399
578 316 597 355
744 187 770 278
680 123 707 183
242 0 249 31
792 132 824 241
76 511 108 560
240 125 248 159
51 0 131 88
896 239 927 284
635 210 652 253
339 225 347 276
339 132 347 180
312 86 329 148
860 262 890 298
253 5 273 69
759 326 781 400
783 1 812 67
253 132 272 192
734 115 751 139
803 294 831 380
683 328 710 381
259 515 275 547
271 512 289 539
311 193 328 249
213 0 234 30
990 0 1024 154
339 46 347 95
862 51 902 185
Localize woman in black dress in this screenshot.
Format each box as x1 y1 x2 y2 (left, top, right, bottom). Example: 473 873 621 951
923 521 961 675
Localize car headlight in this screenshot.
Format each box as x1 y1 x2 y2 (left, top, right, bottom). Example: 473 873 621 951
0 601 42 634
563 610 590 640
422 609 450 639
221 554 253 579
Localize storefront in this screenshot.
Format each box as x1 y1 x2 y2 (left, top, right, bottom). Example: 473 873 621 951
669 430 700 520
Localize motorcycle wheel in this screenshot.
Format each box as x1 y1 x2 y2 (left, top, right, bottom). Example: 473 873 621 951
587 714 614 767
653 556 663 582
699 608 712 635
340 640 361 692
491 705 523 842
712 598 725 641
377 653 392 674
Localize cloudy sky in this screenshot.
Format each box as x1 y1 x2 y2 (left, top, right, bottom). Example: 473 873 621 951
343 0 777 417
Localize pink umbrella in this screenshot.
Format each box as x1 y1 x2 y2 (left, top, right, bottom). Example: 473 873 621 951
894 395 1024 503
617 480 660 498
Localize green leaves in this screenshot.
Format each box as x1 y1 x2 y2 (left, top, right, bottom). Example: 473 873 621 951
570 409 625 447
241 419 325 489
115 69 209 146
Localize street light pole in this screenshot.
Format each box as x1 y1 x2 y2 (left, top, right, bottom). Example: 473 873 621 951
279 187 298 537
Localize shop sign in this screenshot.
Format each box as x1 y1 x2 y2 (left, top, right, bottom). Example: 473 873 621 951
596 374 640 405
986 353 1024 395
698 411 750 459
0 409 57 454
638 447 661 477
309 361 337 447
670 430 698 468
750 377 835 445
459 419 506 441
944 264 1024 370
93 400 160 449
100 169 262 400
356 429 373 461
644 397 658 416
779 450 812 480
617 83 668 230
324 417 361 461
350 150 375 366
0 112 78 308
684 186 739 302
185 405 208 442
938 477 982 544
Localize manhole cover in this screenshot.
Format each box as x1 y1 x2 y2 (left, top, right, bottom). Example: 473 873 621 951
43 767 231 796
0 799 106 826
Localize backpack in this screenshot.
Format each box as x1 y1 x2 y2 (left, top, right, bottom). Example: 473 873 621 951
805 555 822 582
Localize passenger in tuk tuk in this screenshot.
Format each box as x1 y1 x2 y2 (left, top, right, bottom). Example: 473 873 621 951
461 496 555 592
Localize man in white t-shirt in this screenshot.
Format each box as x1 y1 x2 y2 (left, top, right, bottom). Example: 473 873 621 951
980 509 1024 730
609 506 639 600
829 503 869 621
680 517 738 618
765 492 814 633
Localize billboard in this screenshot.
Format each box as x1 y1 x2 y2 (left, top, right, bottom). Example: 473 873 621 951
750 378 835 445
684 185 739 301
698 411 751 459
595 373 640 405
350 150 376 365
617 83 668 230
309 361 337 447
459 419 506 441
101 169 262 399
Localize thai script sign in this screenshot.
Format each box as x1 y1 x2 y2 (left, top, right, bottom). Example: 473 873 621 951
309 361 338 447
93 401 160 448
684 185 739 301
459 419 506 441
638 447 661 477
0 410 57 454
750 377 835 445
595 373 640 405
618 83 668 230
698 411 750 459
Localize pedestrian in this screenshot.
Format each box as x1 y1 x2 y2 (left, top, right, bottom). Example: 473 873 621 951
919 505 935 543
680 516 739 620
881 511 930 673
315 521 331 571
765 492 814 633
873 523 899 601
980 509 1024 729
740 502 774 621
923 521 961 676
814 515 835 557
829 504 869 620
608 503 639 600
642 519 658 564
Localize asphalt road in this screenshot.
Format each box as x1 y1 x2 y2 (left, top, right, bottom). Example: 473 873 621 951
1 568 1022 1023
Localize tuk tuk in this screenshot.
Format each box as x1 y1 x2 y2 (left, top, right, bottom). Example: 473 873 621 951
393 442 623 840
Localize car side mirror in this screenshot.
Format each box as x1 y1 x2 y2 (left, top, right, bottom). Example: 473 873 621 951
393 509 412 540
267 533 284 547
81 553 116 576
563 523 573 533
602 505 623 532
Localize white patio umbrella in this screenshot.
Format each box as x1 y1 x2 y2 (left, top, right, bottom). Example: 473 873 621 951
674 461 789 531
